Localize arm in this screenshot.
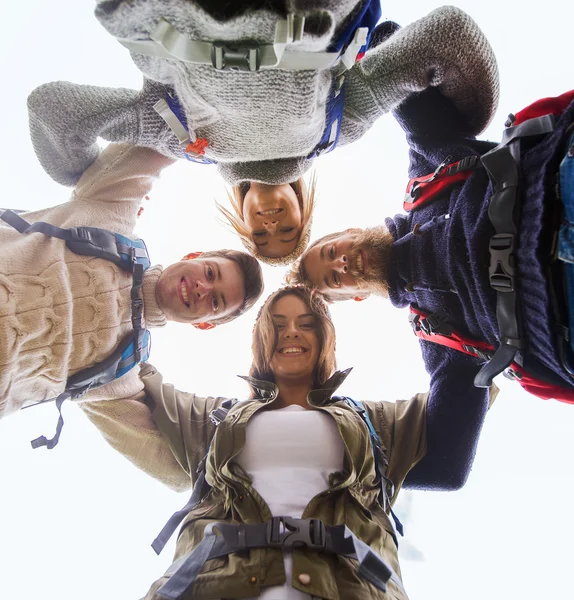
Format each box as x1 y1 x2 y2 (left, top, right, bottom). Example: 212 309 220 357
403 342 498 490
341 6 499 144
73 142 175 206
79 362 230 492
79 368 191 492
27 78 184 186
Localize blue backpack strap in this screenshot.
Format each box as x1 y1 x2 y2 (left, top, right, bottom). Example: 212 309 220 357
328 0 382 54
152 398 240 555
340 396 404 538
1 210 153 447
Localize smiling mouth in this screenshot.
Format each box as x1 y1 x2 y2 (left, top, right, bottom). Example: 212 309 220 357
179 277 190 308
279 347 307 355
257 208 282 216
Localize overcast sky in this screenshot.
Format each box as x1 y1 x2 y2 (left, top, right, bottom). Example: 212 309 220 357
1 1 574 599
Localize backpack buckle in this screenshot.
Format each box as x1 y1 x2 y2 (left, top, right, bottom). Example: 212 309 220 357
211 44 261 71
489 233 515 292
419 312 453 336
266 517 325 550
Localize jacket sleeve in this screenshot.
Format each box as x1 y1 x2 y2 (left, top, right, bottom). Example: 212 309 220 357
79 369 192 492
136 362 230 488
27 78 184 186
402 342 498 491
341 6 499 145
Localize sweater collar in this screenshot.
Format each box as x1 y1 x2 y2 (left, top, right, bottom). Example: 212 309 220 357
142 265 167 329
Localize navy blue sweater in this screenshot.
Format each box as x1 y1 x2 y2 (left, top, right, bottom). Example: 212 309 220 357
396 89 574 489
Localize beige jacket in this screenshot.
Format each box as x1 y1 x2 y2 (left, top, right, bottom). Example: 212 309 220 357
0 143 173 417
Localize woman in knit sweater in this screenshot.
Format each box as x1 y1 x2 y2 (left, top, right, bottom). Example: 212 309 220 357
27 3 499 264
0 142 263 426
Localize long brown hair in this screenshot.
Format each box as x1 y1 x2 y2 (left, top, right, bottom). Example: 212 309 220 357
249 286 336 396
216 175 317 265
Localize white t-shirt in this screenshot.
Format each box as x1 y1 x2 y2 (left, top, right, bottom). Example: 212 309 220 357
236 404 345 600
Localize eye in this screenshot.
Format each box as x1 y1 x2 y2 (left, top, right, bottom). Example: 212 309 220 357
207 266 214 281
328 245 335 259
253 230 266 238
301 322 315 330
280 227 294 233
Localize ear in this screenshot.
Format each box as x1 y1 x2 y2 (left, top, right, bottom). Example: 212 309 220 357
354 295 369 302
182 251 203 261
192 322 215 331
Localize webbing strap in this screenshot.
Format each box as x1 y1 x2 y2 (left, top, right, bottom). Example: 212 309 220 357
157 520 404 600
1 209 74 239
30 391 72 450
151 399 239 554
152 469 207 555
116 14 372 72
341 397 403 538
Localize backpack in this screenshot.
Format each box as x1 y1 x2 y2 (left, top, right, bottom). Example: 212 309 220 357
151 396 403 557
139 3 382 163
404 89 574 404
0 209 153 447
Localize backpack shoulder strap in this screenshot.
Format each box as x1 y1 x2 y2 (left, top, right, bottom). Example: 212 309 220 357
151 398 241 555
0 210 151 272
338 396 404 538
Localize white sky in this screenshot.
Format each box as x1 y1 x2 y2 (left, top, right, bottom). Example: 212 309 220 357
1 1 574 599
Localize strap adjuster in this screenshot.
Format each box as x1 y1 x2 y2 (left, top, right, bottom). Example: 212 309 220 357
266 517 326 550
489 233 516 292
211 44 261 71
419 313 453 336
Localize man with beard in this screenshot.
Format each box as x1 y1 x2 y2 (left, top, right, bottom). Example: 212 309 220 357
290 86 574 403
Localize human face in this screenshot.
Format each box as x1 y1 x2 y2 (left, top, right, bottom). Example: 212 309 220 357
302 227 391 298
243 183 302 258
156 257 245 324
269 294 320 383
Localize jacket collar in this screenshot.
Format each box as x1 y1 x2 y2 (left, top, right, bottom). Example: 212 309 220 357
238 367 353 406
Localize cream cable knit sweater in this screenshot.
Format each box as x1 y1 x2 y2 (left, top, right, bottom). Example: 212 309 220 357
0 143 173 419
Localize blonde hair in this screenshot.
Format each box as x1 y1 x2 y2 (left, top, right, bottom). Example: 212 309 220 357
249 286 336 396
216 175 317 266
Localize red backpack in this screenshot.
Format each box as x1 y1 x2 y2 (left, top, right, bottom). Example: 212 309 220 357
405 90 574 404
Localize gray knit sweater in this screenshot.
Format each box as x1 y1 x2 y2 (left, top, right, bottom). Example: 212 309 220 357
28 4 499 187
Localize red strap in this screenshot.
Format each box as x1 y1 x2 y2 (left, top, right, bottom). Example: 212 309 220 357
509 365 574 404
409 306 494 356
513 89 574 126
404 160 474 211
410 307 574 404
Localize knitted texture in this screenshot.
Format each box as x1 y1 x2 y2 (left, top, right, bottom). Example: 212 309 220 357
28 5 498 187
0 144 172 418
387 88 574 390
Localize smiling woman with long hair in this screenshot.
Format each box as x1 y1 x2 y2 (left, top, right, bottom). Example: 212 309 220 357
80 285 496 599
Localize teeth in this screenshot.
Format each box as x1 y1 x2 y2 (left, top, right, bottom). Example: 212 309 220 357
356 253 364 273
258 209 281 216
180 280 189 306
280 347 305 354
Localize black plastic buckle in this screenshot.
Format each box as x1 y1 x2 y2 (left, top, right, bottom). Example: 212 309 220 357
419 313 453 337
131 297 144 326
266 517 326 550
211 44 261 71
209 406 229 426
489 233 515 292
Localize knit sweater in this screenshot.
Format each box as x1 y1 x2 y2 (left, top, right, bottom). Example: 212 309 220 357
27 5 499 187
385 87 574 418
0 143 173 418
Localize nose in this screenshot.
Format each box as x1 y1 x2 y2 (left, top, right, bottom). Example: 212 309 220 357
195 279 212 299
333 254 348 274
263 220 278 234
283 323 300 339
